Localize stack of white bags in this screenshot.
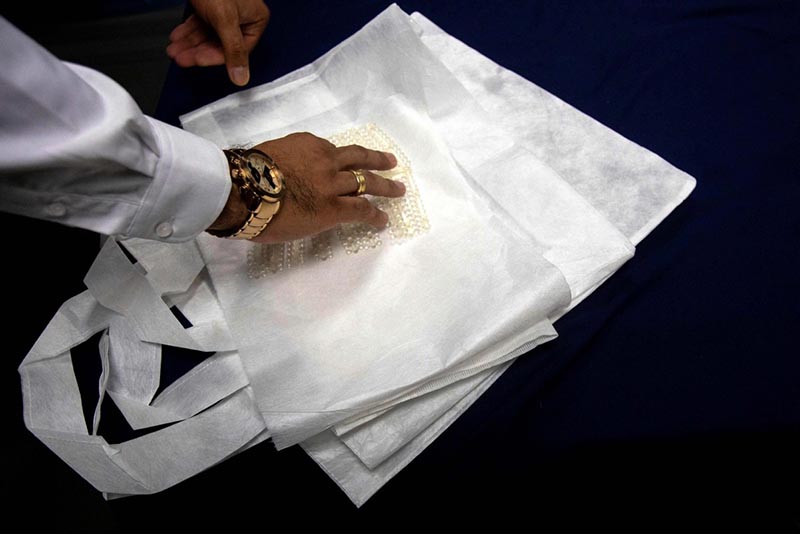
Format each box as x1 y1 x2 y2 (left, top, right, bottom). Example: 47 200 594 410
19 5 695 506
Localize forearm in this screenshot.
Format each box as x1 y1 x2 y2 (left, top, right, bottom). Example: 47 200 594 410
0 16 231 242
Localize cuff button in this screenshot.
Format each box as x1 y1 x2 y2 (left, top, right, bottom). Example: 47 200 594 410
46 202 67 217
155 222 174 238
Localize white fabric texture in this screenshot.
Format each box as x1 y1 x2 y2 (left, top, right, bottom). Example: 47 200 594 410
289 10 695 506
192 112 575 450
0 16 231 242
182 3 636 451
18 4 695 507
18 239 269 497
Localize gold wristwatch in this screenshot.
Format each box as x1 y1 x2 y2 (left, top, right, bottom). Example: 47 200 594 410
207 148 286 240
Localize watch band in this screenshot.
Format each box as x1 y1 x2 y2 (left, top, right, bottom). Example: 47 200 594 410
222 197 282 240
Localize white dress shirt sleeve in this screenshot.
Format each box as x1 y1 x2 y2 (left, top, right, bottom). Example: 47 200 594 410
0 17 232 243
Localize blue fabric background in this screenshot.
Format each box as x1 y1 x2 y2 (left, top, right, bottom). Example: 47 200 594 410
6 0 799 529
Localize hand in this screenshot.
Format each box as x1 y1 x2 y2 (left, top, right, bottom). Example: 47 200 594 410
166 0 270 86
210 132 406 244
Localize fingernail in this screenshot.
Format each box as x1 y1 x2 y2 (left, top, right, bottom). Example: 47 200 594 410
383 152 397 166
231 66 249 86
395 181 406 194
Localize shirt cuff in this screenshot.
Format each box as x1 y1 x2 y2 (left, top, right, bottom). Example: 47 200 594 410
127 117 231 242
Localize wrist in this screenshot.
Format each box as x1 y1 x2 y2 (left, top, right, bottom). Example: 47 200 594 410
207 183 249 232
206 147 286 240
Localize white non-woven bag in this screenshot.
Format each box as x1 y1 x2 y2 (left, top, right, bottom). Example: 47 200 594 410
19 238 270 498
182 4 636 452
288 9 695 505
19 4 695 507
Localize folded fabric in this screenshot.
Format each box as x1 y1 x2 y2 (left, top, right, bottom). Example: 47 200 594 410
226 6 693 505
182 4 636 454
18 4 695 507
18 239 270 497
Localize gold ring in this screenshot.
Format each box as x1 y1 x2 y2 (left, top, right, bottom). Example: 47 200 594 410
351 169 367 196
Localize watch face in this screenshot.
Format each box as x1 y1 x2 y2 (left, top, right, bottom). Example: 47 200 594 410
246 151 284 197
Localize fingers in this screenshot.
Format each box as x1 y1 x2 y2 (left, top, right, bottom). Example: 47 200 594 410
333 170 406 198
335 145 398 171
168 15 225 68
167 32 219 67
167 15 212 66
204 6 250 86
240 9 270 49
171 2 269 84
168 14 201 42
179 42 226 67
336 197 390 228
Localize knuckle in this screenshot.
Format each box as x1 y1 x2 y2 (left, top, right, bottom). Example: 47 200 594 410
327 196 342 209
345 144 368 160
312 160 335 177
209 4 235 24
290 131 314 142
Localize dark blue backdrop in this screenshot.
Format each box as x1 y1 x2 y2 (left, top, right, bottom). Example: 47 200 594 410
7 1 799 529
